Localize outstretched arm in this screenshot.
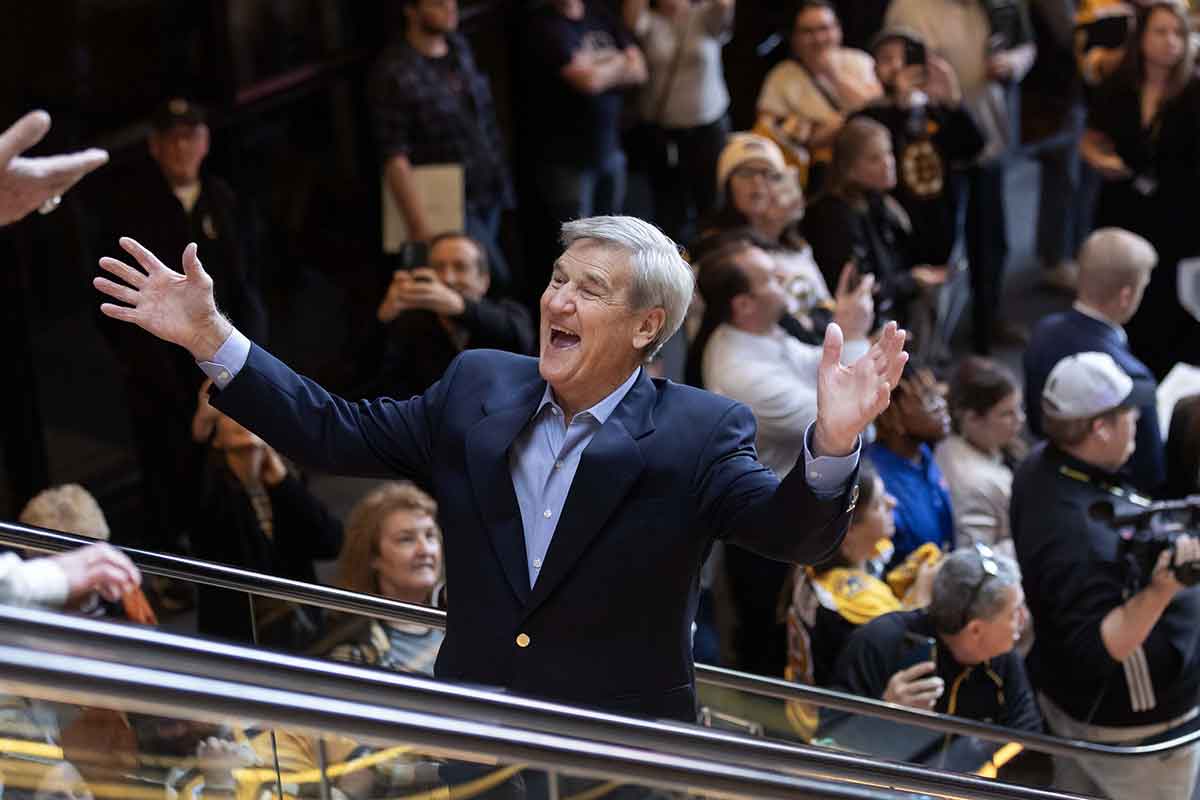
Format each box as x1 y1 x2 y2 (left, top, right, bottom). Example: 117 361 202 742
94 238 442 482
0 110 108 227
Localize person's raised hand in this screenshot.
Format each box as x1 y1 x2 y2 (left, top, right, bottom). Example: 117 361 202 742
813 320 908 456
393 268 467 317
0 110 108 227
925 55 962 106
832 262 875 341
378 270 415 323
95 239 233 361
883 661 943 709
52 542 141 604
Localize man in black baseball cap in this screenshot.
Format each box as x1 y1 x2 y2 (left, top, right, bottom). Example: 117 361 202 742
99 98 266 557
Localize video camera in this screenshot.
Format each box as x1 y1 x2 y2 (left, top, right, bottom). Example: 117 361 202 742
1091 496 1200 586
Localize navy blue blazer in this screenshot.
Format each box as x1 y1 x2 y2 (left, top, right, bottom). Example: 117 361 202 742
1024 309 1165 494
212 345 854 720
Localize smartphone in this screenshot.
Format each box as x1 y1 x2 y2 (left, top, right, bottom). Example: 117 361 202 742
896 633 937 672
394 240 429 271
904 38 926 67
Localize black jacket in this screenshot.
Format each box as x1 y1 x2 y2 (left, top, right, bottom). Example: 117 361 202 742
192 466 343 646
1012 443 1200 726
102 164 268 407
830 609 1042 732
803 192 919 326
370 297 536 399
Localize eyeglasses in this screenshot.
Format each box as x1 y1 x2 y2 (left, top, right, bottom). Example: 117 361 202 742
731 165 785 183
957 543 999 632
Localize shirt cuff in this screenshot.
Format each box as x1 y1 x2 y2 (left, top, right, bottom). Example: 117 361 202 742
20 558 70 607
802 422 861 500
197 328 251 389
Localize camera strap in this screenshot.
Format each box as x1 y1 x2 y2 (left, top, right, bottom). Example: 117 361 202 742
1057 465 1153 509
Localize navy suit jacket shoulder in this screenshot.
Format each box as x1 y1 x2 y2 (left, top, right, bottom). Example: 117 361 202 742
1024 310 1165 494
213 345 854 720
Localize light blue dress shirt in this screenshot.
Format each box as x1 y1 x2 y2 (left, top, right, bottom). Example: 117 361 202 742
200 329 860 587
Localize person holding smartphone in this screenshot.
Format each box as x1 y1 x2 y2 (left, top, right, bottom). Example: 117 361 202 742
829 547 1038 731
370 232 535 399
857 28 985 270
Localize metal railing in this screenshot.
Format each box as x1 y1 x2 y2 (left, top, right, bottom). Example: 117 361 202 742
4 519 1197 763
0 604 1089 800
0 635 920 800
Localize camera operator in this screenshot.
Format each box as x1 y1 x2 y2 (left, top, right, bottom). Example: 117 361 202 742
1012 351 1200 800
370 232 535 398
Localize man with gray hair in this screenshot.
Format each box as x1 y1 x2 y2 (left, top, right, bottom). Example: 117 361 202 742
1013 351 1200 800
829 547 1039 734
1024 227 1165 494
94 215 907 721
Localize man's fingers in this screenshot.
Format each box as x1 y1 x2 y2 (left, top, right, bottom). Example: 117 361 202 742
99 302 139 323
820 321 844 376
900 661 937 680
98 255 148 288
34 149 110 192
119 236 172 275
182 242 204 280
93 277 140 306
0 110 51 166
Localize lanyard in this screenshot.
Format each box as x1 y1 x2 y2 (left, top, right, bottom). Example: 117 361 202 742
1057 464 1152 508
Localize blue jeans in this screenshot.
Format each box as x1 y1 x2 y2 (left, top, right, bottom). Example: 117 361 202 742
536 149 627 226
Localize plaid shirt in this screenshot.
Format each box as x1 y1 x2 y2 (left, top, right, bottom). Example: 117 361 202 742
368 33 514 211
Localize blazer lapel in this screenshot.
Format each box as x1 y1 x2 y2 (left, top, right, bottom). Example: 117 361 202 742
465 383 545 606
523 372 658 616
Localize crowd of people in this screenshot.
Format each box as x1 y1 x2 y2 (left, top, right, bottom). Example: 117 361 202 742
5 0 1200 798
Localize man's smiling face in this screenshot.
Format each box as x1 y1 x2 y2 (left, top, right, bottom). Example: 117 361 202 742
539 238 661 413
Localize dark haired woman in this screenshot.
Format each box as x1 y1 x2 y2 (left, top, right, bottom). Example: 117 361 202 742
1081 1 1200 377
934 357 1025 557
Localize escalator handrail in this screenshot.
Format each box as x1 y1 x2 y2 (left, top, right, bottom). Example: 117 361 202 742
0 639 924 800
0 604 1092 800
4 519 1197 762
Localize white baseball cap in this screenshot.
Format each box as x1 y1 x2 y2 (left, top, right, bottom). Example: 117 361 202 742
1042 352 1156 420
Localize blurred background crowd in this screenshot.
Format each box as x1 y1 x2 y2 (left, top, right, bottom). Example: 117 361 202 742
5 0 1200 797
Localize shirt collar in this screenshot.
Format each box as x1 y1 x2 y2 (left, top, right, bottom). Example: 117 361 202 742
1072 301 1128 343
536 367 642 425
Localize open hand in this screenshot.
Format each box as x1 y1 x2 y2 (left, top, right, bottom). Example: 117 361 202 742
813 320 908 456
0 110 108 227
95 238 233 361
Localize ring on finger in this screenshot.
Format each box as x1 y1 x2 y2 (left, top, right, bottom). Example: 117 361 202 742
38 195 62 215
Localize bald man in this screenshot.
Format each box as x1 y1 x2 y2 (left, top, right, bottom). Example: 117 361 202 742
1024 227 1165 494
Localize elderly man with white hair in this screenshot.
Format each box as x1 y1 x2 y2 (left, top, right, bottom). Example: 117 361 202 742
94 215 905 721
1024 227 1165 494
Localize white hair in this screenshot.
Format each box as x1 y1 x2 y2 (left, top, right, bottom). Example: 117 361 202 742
560 216 694 362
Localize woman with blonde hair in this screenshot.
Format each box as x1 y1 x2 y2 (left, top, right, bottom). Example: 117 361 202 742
804 117 947 332
324 481 445 675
